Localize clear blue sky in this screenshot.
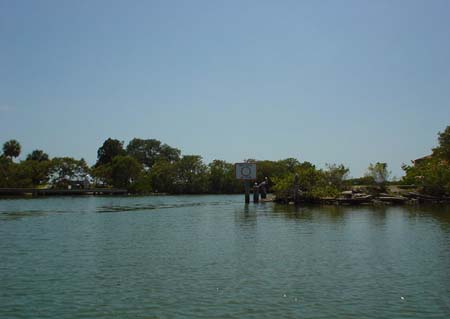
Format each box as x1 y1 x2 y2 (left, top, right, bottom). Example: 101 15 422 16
1 0 449 178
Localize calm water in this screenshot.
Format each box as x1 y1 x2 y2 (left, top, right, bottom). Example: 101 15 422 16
0 195 449 319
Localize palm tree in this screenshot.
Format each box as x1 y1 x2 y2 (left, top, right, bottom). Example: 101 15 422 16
3 139 21 159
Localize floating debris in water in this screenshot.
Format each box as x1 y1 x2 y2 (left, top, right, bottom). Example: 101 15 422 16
401 296 405 300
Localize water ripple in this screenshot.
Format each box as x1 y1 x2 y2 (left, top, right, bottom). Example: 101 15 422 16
0 196 449 318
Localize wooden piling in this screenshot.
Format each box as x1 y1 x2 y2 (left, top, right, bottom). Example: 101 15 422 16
253 183 259 203
244 181 250 204
260 177 268 199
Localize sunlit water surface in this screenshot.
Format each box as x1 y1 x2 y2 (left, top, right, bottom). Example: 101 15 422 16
1 195 449 318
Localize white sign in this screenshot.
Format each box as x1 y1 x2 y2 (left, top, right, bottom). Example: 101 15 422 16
235 163 257 180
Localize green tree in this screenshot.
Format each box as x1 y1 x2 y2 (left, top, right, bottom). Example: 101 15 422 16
249 158 301 188
208 160 241 193
324 163 349 190
91 164 112 187
271 162 348 200
0 158 41 188
126 138 180 168
49 157 90 188
0 156 15 187
110 155 142 188
277 158 301 173
26 149 49 162
401 125 450 196
174 155 208 193
402 157 450 196
255 160 278 184
96 138 125 166
22 160 51 186
272 163 328 200
149 160 176 193
128 171 153 194
159 143 181 163
126 138 161 168
6 162 34 188
294 164 322 194
433 125 450 161
2 139 21 159
365 162 390 185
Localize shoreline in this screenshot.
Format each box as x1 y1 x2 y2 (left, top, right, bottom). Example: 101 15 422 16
1 189 449 206
0 188 128 197
274 191 450 206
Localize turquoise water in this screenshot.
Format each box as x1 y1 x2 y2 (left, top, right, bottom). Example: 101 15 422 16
0 195 449 318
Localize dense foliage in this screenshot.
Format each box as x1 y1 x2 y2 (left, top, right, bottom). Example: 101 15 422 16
435 126 450 162
0 137 322 194
95 138 126 167
402 157 450 196
48 157 90 189
402 125 450 196
272 162 350 200
1 125 449 196
26 150 49 162
126 138 180 169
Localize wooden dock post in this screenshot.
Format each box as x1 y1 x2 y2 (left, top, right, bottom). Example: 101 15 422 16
244 181 250 204
253 182 259 203
260 177 268 199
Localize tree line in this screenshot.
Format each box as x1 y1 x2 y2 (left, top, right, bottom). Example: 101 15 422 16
271 125 450 198
0 137 350 194
0 137 295 193
401 125 450 196
1 125 449 196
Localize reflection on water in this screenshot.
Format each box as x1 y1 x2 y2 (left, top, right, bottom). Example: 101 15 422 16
234 203 257 224
0 210 48 221
0 195 449 318
273 203 450 226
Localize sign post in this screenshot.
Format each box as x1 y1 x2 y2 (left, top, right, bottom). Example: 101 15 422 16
235 163 257 204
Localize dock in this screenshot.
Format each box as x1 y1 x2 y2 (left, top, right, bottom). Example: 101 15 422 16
0 188 128 196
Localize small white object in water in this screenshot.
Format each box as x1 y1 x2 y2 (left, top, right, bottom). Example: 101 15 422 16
283 294 287 298
401 296 405 300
